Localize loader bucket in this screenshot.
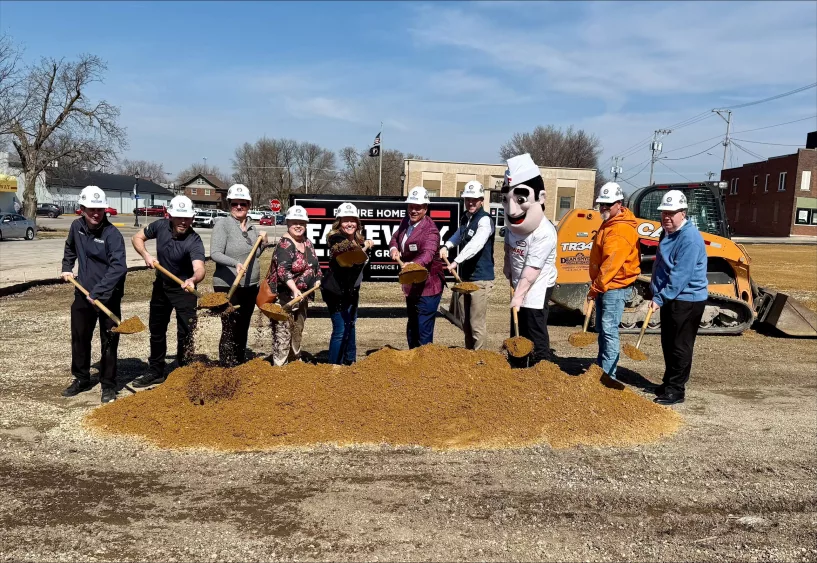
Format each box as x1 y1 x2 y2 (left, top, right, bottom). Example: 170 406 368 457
756 289 817 337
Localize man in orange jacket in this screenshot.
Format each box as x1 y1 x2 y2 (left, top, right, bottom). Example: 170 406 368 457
587 182 641 389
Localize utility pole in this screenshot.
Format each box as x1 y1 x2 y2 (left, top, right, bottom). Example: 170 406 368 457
712 109 732 171
610 156 623 182
706 171 716 181
378 121 383 197
649 129 671 185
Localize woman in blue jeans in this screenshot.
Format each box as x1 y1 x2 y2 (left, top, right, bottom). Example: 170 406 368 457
320 203 373 365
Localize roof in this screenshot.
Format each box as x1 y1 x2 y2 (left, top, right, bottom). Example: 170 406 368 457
46 169 174 197
180 173 227 190
402 158 597 172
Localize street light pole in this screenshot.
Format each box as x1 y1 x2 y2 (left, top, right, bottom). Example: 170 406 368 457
133 170 141 228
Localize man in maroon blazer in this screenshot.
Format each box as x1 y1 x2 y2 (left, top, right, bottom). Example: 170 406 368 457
389 187 446 348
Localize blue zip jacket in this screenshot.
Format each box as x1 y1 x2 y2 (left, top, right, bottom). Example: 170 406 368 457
62 217 127 301
650 220 708 307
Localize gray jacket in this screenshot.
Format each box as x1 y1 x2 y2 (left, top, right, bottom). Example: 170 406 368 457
210 216 265 288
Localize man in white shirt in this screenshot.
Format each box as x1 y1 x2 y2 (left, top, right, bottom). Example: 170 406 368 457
502 153 558 366
440 181 495 349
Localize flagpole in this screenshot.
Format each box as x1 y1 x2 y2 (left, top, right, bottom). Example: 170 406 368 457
378 121 383 196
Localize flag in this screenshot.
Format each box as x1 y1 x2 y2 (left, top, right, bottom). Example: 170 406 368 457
368 131 381 158
373 131 381 146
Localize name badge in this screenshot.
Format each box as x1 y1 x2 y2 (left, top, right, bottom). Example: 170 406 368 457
408 244 418 252
467 229 475 236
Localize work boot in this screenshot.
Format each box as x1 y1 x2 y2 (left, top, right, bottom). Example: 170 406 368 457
61 379 95 397
600 372 626 391
654 393 684 406
132 372 167 388
101 388 117 404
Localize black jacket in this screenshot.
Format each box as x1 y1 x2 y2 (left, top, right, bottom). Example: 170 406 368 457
62 217 127 301
321 233 367 298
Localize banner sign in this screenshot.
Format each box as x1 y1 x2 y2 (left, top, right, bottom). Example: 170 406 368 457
290 194 463 282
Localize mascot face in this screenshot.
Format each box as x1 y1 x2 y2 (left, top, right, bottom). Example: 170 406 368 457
502 182 545 236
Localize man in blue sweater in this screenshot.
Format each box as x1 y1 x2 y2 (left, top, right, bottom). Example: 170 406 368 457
648 190 709 405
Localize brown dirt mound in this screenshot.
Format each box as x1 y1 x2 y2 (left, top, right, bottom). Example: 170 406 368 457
186 366 241 404
503 336 533 358
259 302 287 320
398 263 428 284
453 282 480 293
331 239 359 254
568 332 597 347
198 292 228 308
112 316 145 334
85 345 681 451
622 343 648 361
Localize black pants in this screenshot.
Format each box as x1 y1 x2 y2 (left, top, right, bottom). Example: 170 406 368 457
148 280 198 377
508 286 554 368
70 290 122 389
659 299 706 397
216 285 259 367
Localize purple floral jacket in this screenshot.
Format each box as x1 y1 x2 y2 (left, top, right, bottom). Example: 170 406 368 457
388 215 445 297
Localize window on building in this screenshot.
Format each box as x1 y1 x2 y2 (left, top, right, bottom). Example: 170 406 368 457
455 173 477 197
735 203 740 222
558 196 573 220
752 208 757 223
490 190 502 204
730 177 738 195
764 174 769 193
778 172 787 191
191 188 197 195
425 190 439 198
773 201 779 222
205 189 211 196
753 175 758 186
421 171 443 197
801 170 812 191
795 208 811 225
195 178 205 185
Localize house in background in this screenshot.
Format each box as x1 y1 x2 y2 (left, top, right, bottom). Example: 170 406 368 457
45 168 174 214
179 174 228 210
721 132 817 237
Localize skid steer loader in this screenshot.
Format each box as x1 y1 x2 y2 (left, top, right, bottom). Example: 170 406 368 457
551 181 817 337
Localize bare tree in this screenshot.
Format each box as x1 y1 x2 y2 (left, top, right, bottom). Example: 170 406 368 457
0 34 25 137
339 148 422 197
3 49 127 220
175 163 229 187
500 125 605 195
293 142 338 195
116 159 167 183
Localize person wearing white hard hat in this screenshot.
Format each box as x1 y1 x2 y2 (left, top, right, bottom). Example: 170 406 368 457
388 187 446 348
439 180 496 350
501 154 558 367
320 203 375 364
130 195 206 387
586 182 641 389
648 189 708 405
211 184 269 366
265 204 322 366
60 186 127 404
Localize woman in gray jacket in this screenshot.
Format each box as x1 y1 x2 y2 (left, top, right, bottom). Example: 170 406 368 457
210 184 268 366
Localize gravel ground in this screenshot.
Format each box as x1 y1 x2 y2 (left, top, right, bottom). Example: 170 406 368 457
0 248 816 562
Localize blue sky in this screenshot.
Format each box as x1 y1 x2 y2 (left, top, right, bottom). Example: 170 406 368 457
1 1 816 189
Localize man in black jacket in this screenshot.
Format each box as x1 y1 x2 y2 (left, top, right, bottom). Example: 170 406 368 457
60 186 127 403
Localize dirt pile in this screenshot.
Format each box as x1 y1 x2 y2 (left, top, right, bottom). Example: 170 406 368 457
399 263 428 284
503 336 534 358
568 332 597 347
623 343 648 361
453 281 480 293
85 345 681 451
112 316 145 334
259 302 287 320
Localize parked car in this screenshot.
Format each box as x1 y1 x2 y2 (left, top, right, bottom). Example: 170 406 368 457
75 207 118 217
134 205 167 217
247 209 265 221
36 203 62 218
192 210 219 228
0 213 37 240
259 215 274 226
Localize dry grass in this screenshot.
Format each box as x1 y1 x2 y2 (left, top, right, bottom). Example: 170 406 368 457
744 244 817 312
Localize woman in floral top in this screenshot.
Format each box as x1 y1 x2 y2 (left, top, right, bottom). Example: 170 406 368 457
265 205 321 366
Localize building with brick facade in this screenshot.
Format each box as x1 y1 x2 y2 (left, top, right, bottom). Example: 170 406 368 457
402 159 596 223
179 174 228 210
721 144 817 237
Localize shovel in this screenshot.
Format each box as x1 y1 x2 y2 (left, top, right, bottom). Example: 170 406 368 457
395 254 428 285
260 281 321 321
502 287 534 359
66 277 145 334
153 262 202 298
199 234 264 312
623 308 653 361
568 299 597 347
333 240 369 268
442 256 478 294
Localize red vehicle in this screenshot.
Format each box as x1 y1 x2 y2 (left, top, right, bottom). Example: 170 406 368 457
259 215 274 226
135 205 167 217
75 207 118 217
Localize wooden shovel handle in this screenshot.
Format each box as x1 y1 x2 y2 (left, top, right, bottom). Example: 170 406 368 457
285 280 321 308
442 256 463 284
154 262 202 298
227 234 265 301
583 299 594 333
510 286 520 338
66 277 122 325
635 308 654 349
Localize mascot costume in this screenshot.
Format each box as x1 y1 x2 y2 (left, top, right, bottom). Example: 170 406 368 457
502 153 559 366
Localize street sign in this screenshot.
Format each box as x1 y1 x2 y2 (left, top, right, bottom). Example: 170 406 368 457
270 199 281 213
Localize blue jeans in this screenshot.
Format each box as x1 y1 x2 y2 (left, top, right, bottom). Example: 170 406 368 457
595 286 633 377
327 293 359 365
406 293 442 349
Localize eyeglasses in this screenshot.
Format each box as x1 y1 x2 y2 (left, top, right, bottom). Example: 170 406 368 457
599 202 620 209
230 201 248 208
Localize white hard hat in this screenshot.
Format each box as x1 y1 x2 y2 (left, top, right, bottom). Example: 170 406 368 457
285 205 309 222
226 183 251 202
405 186 431 205
79 186 108 209
336 202 359 218
596 182 625 204
461 180 485 199
657 189 689 211
167 195 195 218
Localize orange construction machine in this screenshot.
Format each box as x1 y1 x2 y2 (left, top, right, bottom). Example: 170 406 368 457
552 181 817 337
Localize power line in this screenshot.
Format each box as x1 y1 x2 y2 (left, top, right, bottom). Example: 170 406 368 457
731 114 817 135
661 142 724 161
730 138 805 147
656 159 693 182
731 141 766 162
620 159 652 182
720 82 817 110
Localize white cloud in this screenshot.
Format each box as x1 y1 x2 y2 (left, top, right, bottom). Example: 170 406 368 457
283 96 361 123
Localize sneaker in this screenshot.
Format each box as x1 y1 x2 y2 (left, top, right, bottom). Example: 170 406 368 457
101 388 117 404
600 372 626 391
654 394 684 406
62 379 95 397
131 373 167 388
